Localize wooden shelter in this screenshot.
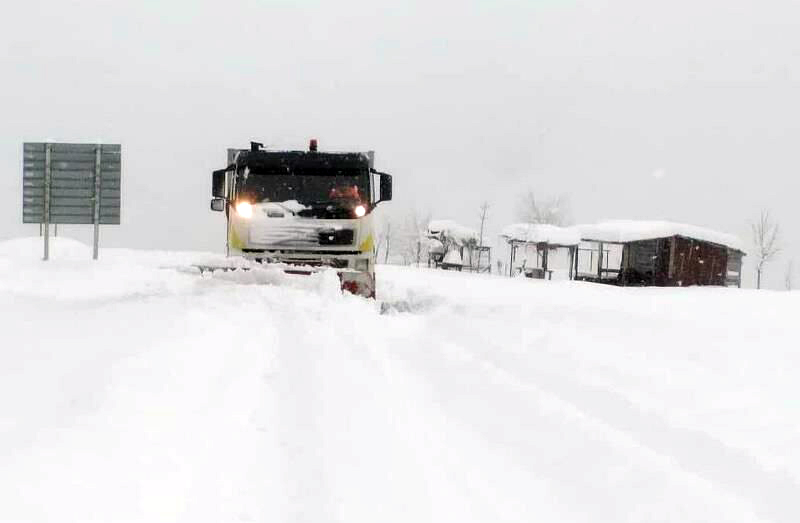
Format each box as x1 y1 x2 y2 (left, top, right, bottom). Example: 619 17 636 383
500 224 581 280
573 221 746 287
427 220 491 272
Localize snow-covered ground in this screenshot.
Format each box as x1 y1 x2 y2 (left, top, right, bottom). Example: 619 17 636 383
2 237 799 523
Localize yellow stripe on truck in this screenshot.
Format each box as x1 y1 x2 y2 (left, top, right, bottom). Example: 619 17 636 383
230 225 245 250
359 233 374 253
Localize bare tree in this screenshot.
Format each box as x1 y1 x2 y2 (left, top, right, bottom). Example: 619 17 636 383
384 222 392 264
477 201 490 246
375 219 393 264
516 190 571 226
786 259 794 291
413 209 432 266
751 210 780 289
396 208 431 266
476 201 490 270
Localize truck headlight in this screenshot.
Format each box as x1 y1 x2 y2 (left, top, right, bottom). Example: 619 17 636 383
236 201 253 218
354 205 366 218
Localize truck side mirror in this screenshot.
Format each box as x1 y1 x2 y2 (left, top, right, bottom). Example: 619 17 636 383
212 170 226 198
379 173 392 202
210 198 225 212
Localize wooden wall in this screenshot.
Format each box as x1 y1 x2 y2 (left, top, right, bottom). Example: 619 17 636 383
618 237 729 286
669 237 728 286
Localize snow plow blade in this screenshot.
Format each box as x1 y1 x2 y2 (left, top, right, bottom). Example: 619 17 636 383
190 264 375 299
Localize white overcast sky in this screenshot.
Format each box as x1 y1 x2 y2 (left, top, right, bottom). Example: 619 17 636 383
1 0 798 288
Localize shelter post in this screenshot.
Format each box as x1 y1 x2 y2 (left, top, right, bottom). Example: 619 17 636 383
541 244 549 277
597 242 604 280
568 246 574 280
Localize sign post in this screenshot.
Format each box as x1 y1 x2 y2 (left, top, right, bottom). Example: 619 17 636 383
93 145 102 260
43 143 51 260
23 142 121 260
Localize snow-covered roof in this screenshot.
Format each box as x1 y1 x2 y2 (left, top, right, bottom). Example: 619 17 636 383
575 220 746 252
427 220 480 246
500 223 581 246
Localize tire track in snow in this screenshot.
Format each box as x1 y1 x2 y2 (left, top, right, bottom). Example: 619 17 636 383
268 297 335 523
264 286 542 522
265 292 455 522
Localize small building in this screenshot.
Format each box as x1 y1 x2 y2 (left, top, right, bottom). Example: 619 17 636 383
573 220 746 287
500 223 581 280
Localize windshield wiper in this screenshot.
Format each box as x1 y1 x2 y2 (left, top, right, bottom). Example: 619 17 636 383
302 199 346 207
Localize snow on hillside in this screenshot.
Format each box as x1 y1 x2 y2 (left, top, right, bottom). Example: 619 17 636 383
2 237 799 522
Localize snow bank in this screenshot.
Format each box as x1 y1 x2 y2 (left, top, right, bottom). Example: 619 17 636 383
576 220 746 252
500 223 581 246
0 236 92 259
0 237 229 301
427 219 479 245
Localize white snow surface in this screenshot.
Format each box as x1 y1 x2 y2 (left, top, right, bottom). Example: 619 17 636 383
575 220 747 252
427 219 479 245
2 237 799 523
501 223 581 246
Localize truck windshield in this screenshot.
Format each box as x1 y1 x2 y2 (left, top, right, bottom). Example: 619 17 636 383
238 173 369 206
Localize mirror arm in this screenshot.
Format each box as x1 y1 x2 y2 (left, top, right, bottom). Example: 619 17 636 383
215 164 236 175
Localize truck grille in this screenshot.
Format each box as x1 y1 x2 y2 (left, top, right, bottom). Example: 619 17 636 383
248 224 354 247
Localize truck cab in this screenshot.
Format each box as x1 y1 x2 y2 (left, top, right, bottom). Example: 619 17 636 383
210 141 392 297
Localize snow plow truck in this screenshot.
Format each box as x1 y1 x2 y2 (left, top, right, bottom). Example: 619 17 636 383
209 140 392 298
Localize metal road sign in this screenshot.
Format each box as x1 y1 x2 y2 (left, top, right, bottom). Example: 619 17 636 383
22 142 122 260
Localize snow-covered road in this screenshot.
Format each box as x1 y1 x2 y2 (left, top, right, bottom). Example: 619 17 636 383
2 238 799 522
